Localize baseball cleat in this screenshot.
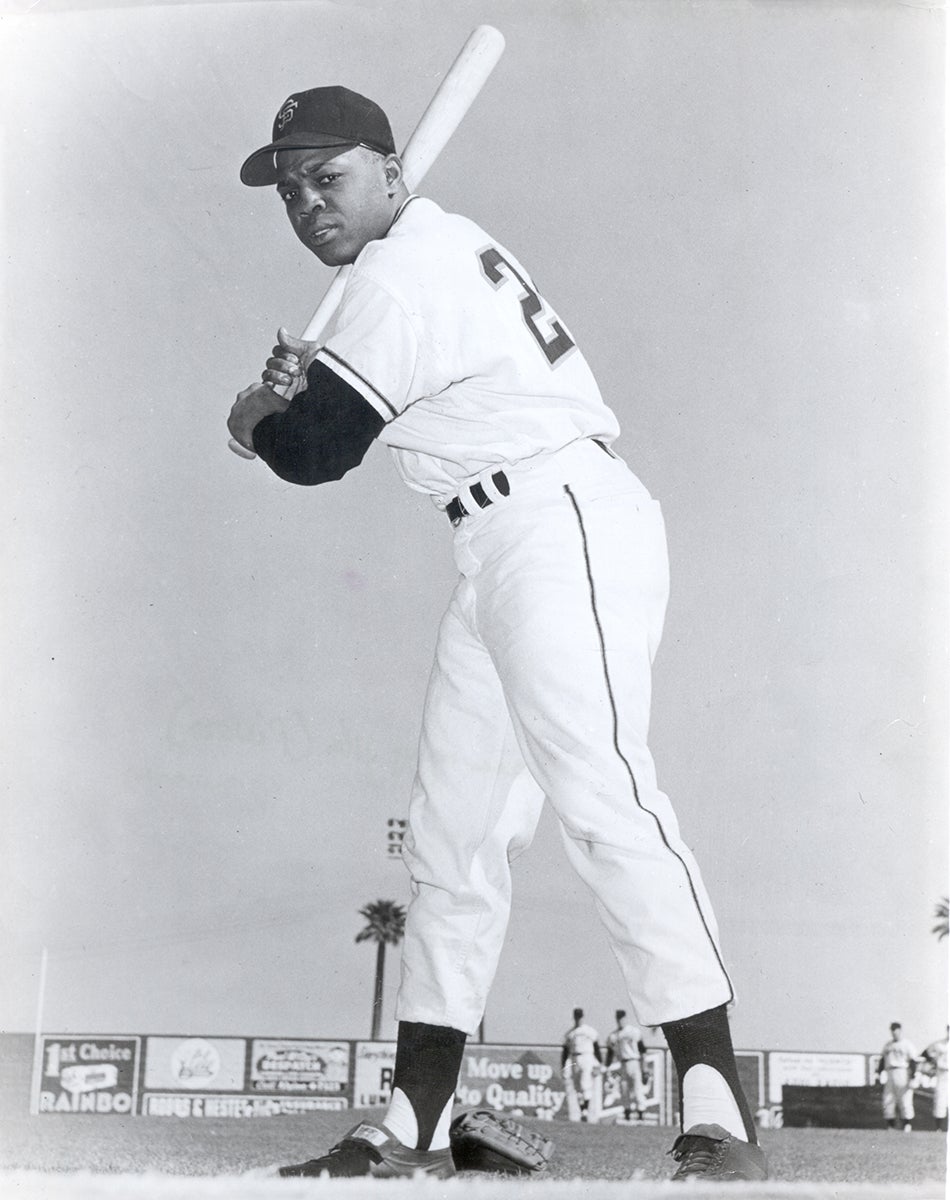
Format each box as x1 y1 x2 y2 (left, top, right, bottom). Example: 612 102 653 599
278 1122 456 1178
668 1123 769 1181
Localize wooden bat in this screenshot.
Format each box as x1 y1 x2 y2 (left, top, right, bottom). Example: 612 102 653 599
229 24 506 459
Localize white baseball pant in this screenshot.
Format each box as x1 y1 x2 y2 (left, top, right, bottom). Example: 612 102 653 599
396 439 734 1034
565 1053 598 1101
618 1058 649 1111
933 1071 948 1120
883 1069 915 1121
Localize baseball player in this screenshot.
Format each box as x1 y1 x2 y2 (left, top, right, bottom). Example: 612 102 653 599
561 1008 603 1122
605 1008 650 1122
228 85 767 1182
876 1022 919 1132
919 1026 948 1132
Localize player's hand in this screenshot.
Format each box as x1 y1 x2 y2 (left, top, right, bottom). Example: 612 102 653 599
227 382 293 452
262 326 319 391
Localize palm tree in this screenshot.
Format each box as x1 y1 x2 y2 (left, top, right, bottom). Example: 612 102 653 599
356 899 406 1039
932 897 949 942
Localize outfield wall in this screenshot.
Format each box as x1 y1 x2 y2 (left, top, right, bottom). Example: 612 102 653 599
0 1032 938 1129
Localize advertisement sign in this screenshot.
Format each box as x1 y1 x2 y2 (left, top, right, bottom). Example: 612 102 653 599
665 1049 763 1126
354 1042 397 1106
142 1093 347 1117
35 1036 140 1115
457 1045 567 1120
144 1037 246 1092
768 1051 868 1104
598 1049 665 1125
249 1039 350 1095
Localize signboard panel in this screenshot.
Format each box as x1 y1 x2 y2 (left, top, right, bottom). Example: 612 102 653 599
768 1051 868 1104
248 1039 350 1095
598 1049 665 1124
142 1092 347 1117
144 1037 246 1092
666 1049 763 1126
457 1045 567 1120
353 1041 397 1107
34 1035 140 1115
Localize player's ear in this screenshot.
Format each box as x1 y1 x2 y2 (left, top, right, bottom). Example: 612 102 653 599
383 154 405 195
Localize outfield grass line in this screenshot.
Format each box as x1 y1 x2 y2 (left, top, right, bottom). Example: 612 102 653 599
0 1171 946 1200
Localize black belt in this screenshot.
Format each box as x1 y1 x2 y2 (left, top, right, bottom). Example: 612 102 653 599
444 442 613 526
446 470 510 525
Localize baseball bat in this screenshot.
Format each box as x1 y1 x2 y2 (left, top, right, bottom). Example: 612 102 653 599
229 24 506 459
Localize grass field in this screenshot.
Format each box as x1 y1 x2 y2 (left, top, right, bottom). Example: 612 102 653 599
0 1110 946 1199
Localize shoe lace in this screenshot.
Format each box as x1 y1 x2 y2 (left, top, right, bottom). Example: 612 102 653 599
332 1139 381 1164
293 1139 377 1171
670 1134 722 1177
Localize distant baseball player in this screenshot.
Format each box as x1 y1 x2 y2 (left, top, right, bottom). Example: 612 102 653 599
876 1022 918 1132
561 1008 603 1122
228 84 767 1182
605 1008 649 1122
919 1026 948 1132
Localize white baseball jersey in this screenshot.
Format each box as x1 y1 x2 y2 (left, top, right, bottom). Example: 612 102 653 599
563 1024 600 1059
880 1036 918 1071
317 196 620 500
262 188 736 1037
924 1036 949 1121
924 1037 948 1072
607 1023 645 1062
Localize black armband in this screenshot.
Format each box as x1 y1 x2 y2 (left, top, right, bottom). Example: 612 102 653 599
252 359 385 485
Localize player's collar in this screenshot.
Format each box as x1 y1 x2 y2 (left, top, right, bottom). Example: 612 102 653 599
386 193 421 235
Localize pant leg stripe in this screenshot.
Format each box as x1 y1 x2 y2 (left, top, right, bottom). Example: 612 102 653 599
564 485 734 1002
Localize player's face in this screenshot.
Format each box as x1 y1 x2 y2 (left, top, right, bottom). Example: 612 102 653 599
276 146 401 266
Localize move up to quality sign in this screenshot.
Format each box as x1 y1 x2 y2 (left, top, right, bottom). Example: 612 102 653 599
456 1045 566 1119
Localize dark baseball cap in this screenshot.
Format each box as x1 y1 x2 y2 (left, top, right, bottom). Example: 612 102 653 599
241 86 396 187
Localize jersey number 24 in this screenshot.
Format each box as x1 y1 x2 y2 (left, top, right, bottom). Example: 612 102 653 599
478 247 575 367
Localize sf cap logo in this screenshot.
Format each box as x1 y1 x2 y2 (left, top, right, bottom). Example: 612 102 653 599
276 97 298 131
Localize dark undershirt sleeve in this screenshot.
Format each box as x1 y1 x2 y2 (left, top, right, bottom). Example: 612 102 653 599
251 358 386 486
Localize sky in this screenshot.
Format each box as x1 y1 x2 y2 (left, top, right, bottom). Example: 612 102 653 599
0 0 947 1059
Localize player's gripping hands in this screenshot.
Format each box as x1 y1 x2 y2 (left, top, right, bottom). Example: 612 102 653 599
227 328 318 453
261 327 320 391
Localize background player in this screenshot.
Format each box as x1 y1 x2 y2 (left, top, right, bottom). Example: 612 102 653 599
919 1026 948 1133
561 1008 603 1122
229 84 768 1183
605 1008 650 1122
876 1021 919 1132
